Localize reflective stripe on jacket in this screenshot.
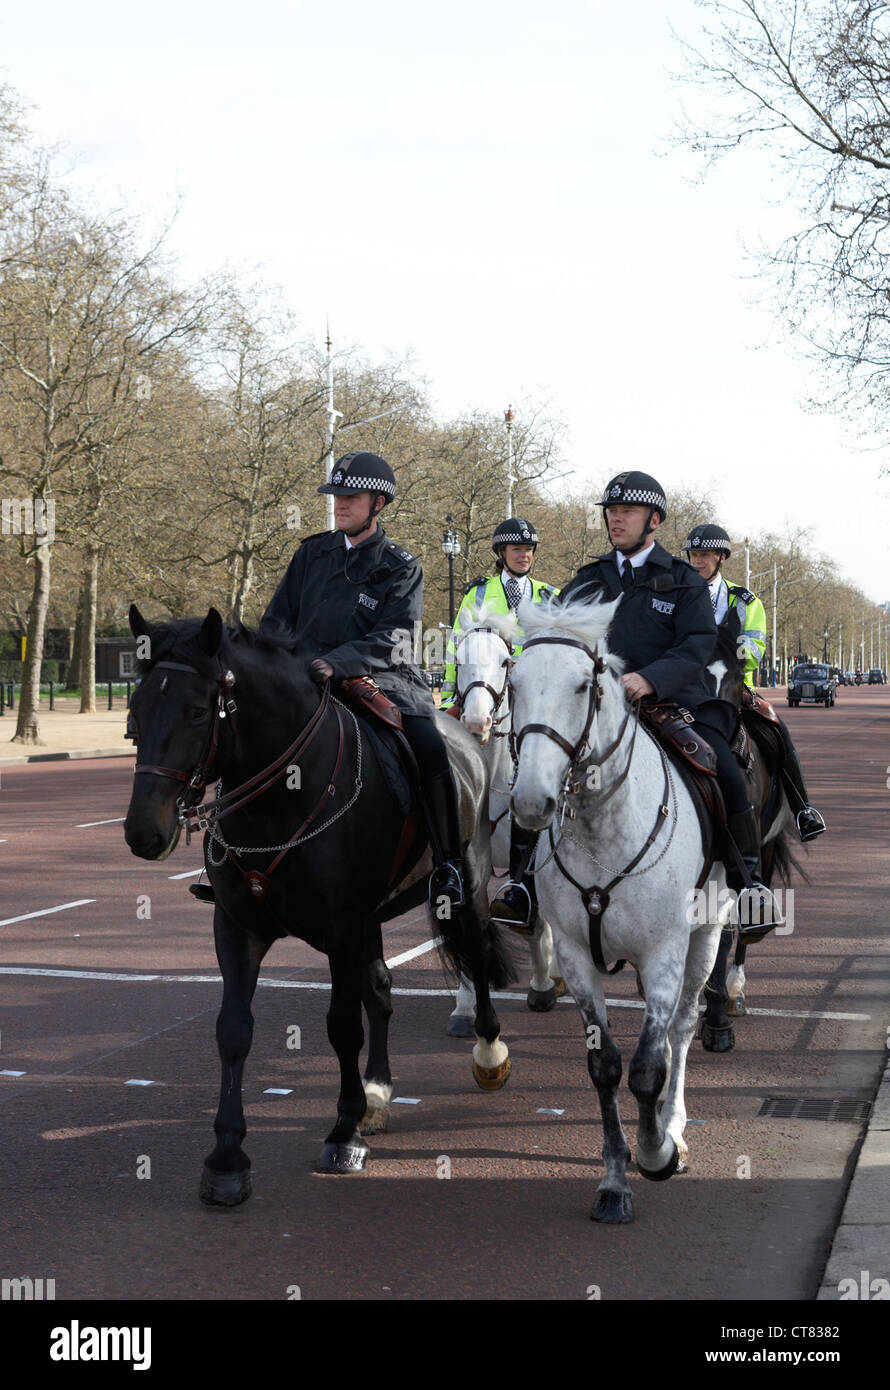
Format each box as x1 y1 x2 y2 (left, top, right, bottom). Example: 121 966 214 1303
440 573 560 707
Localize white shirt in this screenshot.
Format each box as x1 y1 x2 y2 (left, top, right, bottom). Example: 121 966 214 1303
501 570 533 602
617 541 655 574
708 574 729 624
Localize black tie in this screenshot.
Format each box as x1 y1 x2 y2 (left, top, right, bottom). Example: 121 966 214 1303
505 576 523 611
621 562 635 592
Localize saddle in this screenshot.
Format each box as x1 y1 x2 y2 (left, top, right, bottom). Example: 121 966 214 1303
639 702 725 876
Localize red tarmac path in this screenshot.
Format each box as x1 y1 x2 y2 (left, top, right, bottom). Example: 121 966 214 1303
0 686 888 1304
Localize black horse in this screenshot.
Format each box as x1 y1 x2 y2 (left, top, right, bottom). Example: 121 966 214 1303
698 622 797 1051
124 606 514 1205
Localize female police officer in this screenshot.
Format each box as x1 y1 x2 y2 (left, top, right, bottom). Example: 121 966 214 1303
260 450 465 910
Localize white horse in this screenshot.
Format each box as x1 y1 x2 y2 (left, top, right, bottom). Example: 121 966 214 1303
505 594 730 1224
445 603 564 1035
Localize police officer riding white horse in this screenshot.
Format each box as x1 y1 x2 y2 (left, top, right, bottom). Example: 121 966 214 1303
683 523 825 844
495 470 785 938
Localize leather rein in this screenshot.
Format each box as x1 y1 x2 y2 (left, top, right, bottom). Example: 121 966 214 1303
133 659 351 899
512 635 673 975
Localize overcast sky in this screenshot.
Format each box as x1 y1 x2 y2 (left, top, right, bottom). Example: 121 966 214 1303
3 0 888 606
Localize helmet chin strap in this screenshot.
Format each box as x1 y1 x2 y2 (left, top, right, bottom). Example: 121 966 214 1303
613 508 657 557
343 494 384 538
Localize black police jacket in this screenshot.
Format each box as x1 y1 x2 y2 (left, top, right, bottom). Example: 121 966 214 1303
559 540 718 712
260 524 436 717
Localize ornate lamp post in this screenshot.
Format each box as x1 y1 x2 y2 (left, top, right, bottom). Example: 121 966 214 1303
442 515 461 626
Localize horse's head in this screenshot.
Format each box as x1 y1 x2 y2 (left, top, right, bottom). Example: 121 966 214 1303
454 602 517 741
124 604 231 860
509 595 624 830
706 623 745 707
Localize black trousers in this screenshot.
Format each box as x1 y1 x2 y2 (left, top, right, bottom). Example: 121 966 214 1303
689 698 748 816
401 713 451 779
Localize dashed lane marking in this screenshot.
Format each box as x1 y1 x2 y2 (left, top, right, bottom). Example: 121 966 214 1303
0 966 870 1021
76 817 126 828
385 936 443 968
0 900 96 927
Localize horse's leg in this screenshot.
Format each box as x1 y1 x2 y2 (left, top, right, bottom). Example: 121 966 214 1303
727 935 748 1016
701 922 735 1051
361 921 393 1135
200 910 270 1207
447 973 477 1037
630 949 689 1181
554 932 632 1222
465 866 510 1090
660 923 723 1172
318 945 370 1173
526 918 565 1011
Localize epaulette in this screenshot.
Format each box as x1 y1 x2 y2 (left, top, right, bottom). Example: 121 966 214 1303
299 529 331 546
464 575 487 593
383 540 416 566
728 584 755 603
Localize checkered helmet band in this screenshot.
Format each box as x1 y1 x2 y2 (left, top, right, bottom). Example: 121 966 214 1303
684 524 731 555
598 472 667 518
318 450 396 499
492 517 538 550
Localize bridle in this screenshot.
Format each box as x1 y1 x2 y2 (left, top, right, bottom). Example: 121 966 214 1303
133 659 239 807
455 625 515 735
512 636 634 789
132 657 349 897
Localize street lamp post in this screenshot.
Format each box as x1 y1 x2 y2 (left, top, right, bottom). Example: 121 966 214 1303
441 515 461 626
504 406 515 517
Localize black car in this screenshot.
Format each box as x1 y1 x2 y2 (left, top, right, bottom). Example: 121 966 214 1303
867 668 885 685
788 662 837 707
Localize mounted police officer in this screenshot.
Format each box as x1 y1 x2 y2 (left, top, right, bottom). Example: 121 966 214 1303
684 523 826 842
260 450 466 911
495 470 783 940
441 518 559 708
442 518 560 936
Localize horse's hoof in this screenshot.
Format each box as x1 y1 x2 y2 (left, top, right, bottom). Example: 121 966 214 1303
199 1166 252 1207
472 1056 512 1091
676 1157 689 1175
727 995 746 1017
446 1014 476 1038
360 1105 389 1136
550 975 568 998
590 1189 634 1223
637 1139 679 1182
316 1138 369 1174
701 1022 735 1052
527 984 557 1012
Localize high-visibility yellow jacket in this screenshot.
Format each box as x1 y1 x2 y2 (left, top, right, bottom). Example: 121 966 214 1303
441 573 560 708
725 583 768 689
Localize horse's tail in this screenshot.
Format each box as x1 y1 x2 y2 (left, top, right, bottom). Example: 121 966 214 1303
434 909 518 991
764 824 809 889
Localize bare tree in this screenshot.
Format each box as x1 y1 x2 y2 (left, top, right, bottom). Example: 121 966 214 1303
674 0 890 434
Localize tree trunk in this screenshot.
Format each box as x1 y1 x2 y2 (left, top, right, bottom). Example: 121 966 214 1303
79 542 99 714
66 583 85 690
229 545 254 625
12 543 51 745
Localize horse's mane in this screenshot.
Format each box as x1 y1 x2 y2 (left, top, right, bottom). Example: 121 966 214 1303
457 599 520 642
512 594 626 676
136 615 317 695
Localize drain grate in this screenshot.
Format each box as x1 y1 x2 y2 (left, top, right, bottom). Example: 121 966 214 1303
757 1096 872 1122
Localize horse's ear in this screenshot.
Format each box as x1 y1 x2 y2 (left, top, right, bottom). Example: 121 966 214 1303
198 608 224 656
129 604 150 638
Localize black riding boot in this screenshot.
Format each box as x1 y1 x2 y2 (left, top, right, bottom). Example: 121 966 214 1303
488 822 540 937
781 746 826 841
726 805 784 943
425 771 465 912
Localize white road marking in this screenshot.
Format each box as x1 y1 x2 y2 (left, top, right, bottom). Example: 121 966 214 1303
392 1097 421 1105
0 1069 25 1077
168 869 202 879
0 966 871 1022
124 1079 157 1086
264 1088 292 1096
0 900 96 927
385 936 442 968
537 1108 564 1115
76 817 126 828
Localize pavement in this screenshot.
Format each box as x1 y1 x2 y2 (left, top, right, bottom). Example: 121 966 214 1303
2 684 888 1303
